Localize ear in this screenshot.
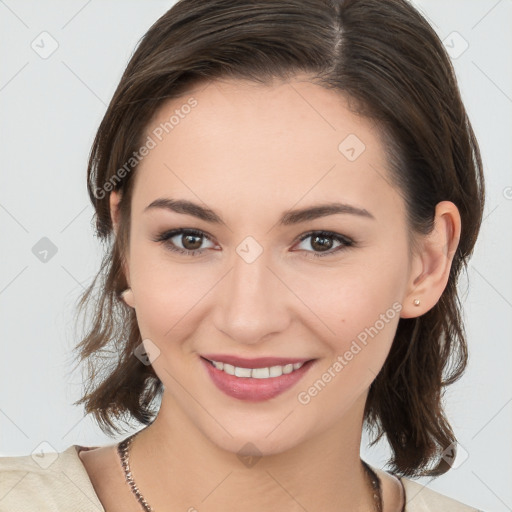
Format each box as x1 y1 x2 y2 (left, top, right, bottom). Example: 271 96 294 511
110 190 135 308
110 189 122 236
400 201 461 318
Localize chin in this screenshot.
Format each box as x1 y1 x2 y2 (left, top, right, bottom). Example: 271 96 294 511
200 417 312 460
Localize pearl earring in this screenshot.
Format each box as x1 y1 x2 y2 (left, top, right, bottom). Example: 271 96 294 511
413 299 421 306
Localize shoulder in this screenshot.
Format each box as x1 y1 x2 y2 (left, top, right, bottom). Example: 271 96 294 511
0 445 105 511
370 465 483 512
400 475 483 511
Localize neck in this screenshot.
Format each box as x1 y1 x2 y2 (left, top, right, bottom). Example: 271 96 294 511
127 391 376 512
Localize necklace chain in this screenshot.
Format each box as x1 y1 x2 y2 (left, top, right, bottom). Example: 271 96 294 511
117 431 383 512
118 432 153 512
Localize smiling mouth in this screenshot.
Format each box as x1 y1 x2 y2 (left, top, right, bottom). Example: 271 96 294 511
200 355 317 401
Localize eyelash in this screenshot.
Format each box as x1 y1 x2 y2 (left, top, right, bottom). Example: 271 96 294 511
152 228 356 259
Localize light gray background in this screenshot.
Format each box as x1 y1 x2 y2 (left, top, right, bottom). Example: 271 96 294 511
1 1 511 510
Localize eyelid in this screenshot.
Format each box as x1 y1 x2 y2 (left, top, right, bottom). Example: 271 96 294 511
295 229 353 245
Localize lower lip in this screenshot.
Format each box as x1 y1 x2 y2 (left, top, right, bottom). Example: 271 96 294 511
201 357 316 401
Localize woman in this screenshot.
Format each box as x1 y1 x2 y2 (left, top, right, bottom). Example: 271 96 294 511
0 0 486 510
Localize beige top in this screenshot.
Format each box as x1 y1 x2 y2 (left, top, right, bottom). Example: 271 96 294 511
0 445 483 511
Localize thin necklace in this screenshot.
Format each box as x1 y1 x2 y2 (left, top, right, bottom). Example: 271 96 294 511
117 431 383 512
118 432 153 512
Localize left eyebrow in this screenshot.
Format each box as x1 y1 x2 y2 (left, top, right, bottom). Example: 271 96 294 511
143 198 375 225
279 202 375 225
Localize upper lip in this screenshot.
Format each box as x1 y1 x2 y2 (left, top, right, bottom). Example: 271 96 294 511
201 354 314 369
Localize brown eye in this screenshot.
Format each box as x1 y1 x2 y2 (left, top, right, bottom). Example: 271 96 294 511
153 228 215 256
180 233 203 250
295 231 355 258
310 234 335 252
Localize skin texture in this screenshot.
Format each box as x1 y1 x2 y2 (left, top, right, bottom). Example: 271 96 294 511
80 76 461 512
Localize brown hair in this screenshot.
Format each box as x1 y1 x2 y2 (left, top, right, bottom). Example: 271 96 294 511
73 0 485 478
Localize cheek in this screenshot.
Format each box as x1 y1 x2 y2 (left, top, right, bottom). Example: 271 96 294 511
128 245 220 344
291 251 406 376
294 266 404 414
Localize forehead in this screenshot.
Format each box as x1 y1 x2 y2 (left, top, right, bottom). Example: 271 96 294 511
132 77 402 225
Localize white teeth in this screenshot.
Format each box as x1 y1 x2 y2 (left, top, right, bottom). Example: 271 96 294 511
209 360 306 379
234 366 252 378
252 367 270 379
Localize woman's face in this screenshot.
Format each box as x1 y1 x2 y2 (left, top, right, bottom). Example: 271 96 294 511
113 77 419 455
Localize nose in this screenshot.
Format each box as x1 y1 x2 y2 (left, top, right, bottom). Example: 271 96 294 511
212 245 291 345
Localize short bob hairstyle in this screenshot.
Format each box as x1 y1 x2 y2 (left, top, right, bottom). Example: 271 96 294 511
73 0 485 479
